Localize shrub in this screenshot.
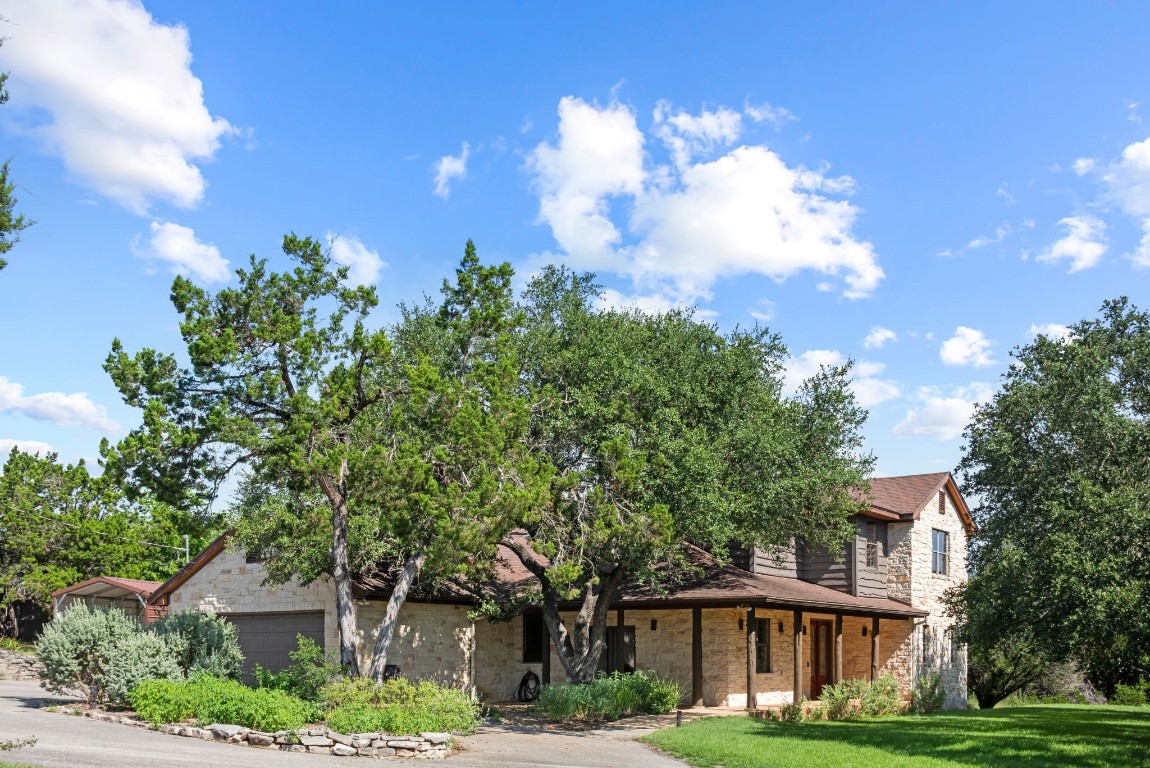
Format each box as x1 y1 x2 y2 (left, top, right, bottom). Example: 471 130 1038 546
911 672 945 713
533 671 685 722
861 673 904 716
322 677 479 735
0 637 31 653
1111 683 1149 707
104 631 183 707
130 673 318 731
777 698 805 723
36 604 140 705
151 611 244 680
253 635 342 702
819 678 866 720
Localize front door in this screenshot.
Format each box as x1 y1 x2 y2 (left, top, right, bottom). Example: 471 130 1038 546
810 620 833 699
597 626 637 675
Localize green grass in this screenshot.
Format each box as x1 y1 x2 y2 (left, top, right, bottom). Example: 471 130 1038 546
642 705 1150 767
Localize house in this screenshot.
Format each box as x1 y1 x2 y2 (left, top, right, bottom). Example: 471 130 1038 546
142 472 972 709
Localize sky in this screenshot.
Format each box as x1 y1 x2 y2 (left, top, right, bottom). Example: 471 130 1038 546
1 0 1148 486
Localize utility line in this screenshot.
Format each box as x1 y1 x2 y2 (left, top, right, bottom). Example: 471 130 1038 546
1 502 191 563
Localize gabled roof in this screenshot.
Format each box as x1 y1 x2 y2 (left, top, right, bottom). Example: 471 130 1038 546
864 472 975 533
147 531 231 607
52 576 162 600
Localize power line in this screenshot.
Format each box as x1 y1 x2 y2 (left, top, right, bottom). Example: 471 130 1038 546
2 502 190 563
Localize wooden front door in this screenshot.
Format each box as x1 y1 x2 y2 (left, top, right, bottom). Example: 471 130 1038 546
810 620 833 699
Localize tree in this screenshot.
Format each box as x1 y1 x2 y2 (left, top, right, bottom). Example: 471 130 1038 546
104 234 394 674
0 448 218 637
956 297 1150 695
0 35 32 273
230 241 549 680
488 267 872 683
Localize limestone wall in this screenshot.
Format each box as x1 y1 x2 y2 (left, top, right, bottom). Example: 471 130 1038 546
354 602 473 691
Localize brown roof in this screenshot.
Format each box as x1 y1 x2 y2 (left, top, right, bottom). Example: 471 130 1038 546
52 576 163 599
863 472 975 533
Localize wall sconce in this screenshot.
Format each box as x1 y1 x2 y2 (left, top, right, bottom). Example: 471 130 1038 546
862 626 868 637
777 621 784 634
651 619 657 631
738 618 744 631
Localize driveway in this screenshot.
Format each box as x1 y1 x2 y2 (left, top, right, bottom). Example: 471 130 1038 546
0 680 686 768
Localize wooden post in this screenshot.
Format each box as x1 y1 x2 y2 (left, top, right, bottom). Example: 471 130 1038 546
692 607 704 707
870 616 881 681
746 607 757 710
792 609 803 703
834 614 843 684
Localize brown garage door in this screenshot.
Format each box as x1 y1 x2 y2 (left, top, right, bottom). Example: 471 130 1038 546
223 611 325 683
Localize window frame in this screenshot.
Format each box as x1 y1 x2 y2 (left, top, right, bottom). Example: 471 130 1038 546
931 529 949 575
865 521 879 568
754 618 771 673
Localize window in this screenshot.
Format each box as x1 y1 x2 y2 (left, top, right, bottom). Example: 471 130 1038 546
865 521 882 568
245 549 264 564
522 612 546 663
931 529 949 575
754 618 771 672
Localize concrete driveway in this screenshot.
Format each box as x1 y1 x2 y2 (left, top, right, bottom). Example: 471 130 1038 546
0 680 686 768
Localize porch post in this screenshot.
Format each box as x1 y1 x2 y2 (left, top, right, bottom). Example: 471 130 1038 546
792 609 803 703
870 616 881 681
834 614 843 684
692 607 704 707
745 607 757 710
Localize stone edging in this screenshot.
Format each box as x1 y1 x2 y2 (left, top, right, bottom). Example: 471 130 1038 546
55 708 452 760
0 648 42 681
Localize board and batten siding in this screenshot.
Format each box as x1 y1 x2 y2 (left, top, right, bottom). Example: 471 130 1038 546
853 517 889 599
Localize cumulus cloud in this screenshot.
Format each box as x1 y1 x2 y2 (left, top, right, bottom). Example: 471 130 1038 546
1029 323 1072 341
1097 137 1150 266
1037 215 1108 272
0 439 55 456
893 383 995 441
862 326 896 350
940 326 995 367
133 221 230 283
0 376 120 432
525 97 883 306
0 0 234 212
782 350 900 408
433 142 470 199
749 299 775 323
326 233 386 286
968 224 1012 249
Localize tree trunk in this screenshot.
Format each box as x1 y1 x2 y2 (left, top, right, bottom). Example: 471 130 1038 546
541 568 626 684
367 552 427 682
320 469 360 676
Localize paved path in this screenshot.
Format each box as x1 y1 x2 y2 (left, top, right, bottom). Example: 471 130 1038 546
0 680 687 768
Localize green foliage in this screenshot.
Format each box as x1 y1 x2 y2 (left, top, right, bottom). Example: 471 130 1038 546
957 298 1150 696
1111 682 1149 707
910 673 945 714
0 40 32 275
861 674 904 716
533 672 685 722
0 637 31 653
130 674 318 731
35 604 140 705
321 677 478 735
818 679 866 720
0 737 36 752
777 699 806 723
253 635 342 702
103 631 182 707
151 611 243 680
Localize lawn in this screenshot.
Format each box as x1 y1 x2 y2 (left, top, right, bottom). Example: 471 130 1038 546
642 705 1150 767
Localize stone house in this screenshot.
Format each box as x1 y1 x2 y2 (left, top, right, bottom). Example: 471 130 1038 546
142 471 972 709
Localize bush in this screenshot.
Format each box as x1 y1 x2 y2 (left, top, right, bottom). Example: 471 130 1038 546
36 604 140 705
777 698 806 723
151 611 244 680
819 679 866 720
533 671 684 723
130 673 318 731
104 631 183 707
911 672 945 713
253 635 342 703
0 637 31 653
1111 683 1149 707
861 673 904 716
322 677 479 735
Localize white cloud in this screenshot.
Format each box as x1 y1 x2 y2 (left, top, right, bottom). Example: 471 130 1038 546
0 439 56 456
893 383 994 441
0 0 233 212
1084 137 1150 266
526 97 883 306
326 232 386 287
940 327 995 367
433 142 470 199
1028 323 1072 341
1072 157 1096 176
0 376 120 432
743 100 796 129
1127 100 1142 124
783 350 900 408
749 299 775 322
968 224 1012 249
863 326 897 350
1037 215 1108 272
133 221 230 283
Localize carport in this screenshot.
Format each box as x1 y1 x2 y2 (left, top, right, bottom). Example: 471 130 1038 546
51 577 164 623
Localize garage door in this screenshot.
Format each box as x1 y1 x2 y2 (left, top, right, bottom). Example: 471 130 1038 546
223 611 325 683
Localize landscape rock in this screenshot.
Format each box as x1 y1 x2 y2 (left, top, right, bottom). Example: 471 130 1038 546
332 743 357 756
247 731 275 747
209 723 249 741
299 734 334 747
420 732 451 745
327 730 354 746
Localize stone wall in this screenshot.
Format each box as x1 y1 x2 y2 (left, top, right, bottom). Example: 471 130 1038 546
0 648 41 680
354 602 473 691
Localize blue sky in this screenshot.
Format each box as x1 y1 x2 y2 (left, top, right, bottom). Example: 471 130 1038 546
1 1 1149 484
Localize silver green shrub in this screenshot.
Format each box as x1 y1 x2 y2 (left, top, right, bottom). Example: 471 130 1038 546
104 631 183 707
151 610 244 679
36 604 139 705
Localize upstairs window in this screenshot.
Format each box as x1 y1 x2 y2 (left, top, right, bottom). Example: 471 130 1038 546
931 529 949 575
755 618 771 673
864 521 884 568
